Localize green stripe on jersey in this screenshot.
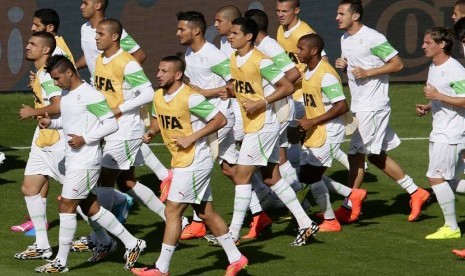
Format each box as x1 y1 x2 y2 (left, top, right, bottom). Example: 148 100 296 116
125 70 150 88
42 80 61 96
451 80 465 95
151 101 157 117
120 34 137 52
190 100 215 120
87 100 112 118
260 63 282 83
272 52 294 71
322 82 344 100
211 59 231 79
370 41 396 60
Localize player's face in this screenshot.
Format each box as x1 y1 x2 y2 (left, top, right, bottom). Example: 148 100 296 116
336 4 355 31
176 20 194 46
296 40 313 63
276 1 298 27
422 34 444 59
80 0 96 20
157 61 177 89
214 12 232 36
25 36 46 61
31 17 47 33
50 68 72 90
95 24 113 51
228 24 248 50
452 5 465 23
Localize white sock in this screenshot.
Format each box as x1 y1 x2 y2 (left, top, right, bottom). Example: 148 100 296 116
89 220 112 245
96 187 115 210
216 233 242 263
55 213 77 266
279 160 303 191
90 207 137 248
449 178 465 193
432 182 458 230
127 182 166 221
192 211 202 222
397 175 418 194
333 148 350 170
141 143 169 180
41 197 47 222
270 178 313 229
287 143 301 171
229 184 252 239
323 175 351 197
113 189 127 205
25 194 49 249
310 179 335 219
155 243 176 273
249 191 263 215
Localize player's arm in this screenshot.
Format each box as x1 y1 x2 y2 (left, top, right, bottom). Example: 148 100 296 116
82 96 118 144
75 56 87 70
424 83 465 108
194 57 232 98
131 49 146 64
143 103 161 143
352 55 403 79
19 95 61 120
120 30 146 64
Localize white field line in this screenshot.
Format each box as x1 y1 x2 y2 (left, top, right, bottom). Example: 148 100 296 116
1 137 429 151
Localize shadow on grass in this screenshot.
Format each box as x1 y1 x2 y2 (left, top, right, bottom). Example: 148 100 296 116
0 147 27 185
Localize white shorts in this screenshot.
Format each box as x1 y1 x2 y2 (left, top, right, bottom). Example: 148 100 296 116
300 142 341 168
61 168 99 200
427 141 465 180
231 99 244 142
218 118 239 165
168 168 213 204
101 139 144 170
289 98 305 128
24 147 65 183
349 109 401 155
279 120 290 148
238 127 280 166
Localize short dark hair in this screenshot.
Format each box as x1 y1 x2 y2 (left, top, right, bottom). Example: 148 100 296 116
161 55 186 73
32 31 56 54
176 11 207 35
96 0 108 12
45 55 75 74
425 27 454 56
456 0 465 6
245 9 268 33
339 0 363 21
100 18 123 41
232 17 259 43
34 9 60 32
299 33 324 55
454 17 465 40
277 0 300 8
216 5 241 21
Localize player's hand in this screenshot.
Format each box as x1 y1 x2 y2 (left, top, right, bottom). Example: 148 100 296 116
335 57 348 70
243 98 266 115
220 82 235 100
19 104 35 120
351 66 369 79
424 83 439 100
143 130 155 143
297 118 315 132
68 134 86 149
416 104 431 117
38 112 51 129
111 107 122 118
28 70 36 89
173 135 195 149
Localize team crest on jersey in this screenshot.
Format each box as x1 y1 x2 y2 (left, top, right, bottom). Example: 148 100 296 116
158 114 183 129
232 79 255 94
94 76 115 92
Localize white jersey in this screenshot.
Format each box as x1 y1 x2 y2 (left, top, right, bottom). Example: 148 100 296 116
220 36 234 57
304 66 346 143
341 25 398 112
256 35 296 73
58 82 115 170
81 21 141 77
427 57 465 144
185 42 231 118
155 84 220 171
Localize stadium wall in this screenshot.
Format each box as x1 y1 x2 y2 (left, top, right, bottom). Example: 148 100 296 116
0 0 459 92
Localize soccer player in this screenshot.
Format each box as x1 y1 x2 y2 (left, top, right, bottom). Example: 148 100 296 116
452 0 465 23
335 0 430 223
131 55 248 276
415 27 465 242
34 55 145 273
223 17 318 246
14 31 65 261
214 5 243 144
296 33 367 232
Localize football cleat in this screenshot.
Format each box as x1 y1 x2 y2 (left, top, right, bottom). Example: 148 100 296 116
290 222 319 246
408 188 430 222
425 225 461 240
225 255 248 276
124 239 146 270
15 243 52 260
71 235 95 252
35 258 69 273
87 238 117 262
